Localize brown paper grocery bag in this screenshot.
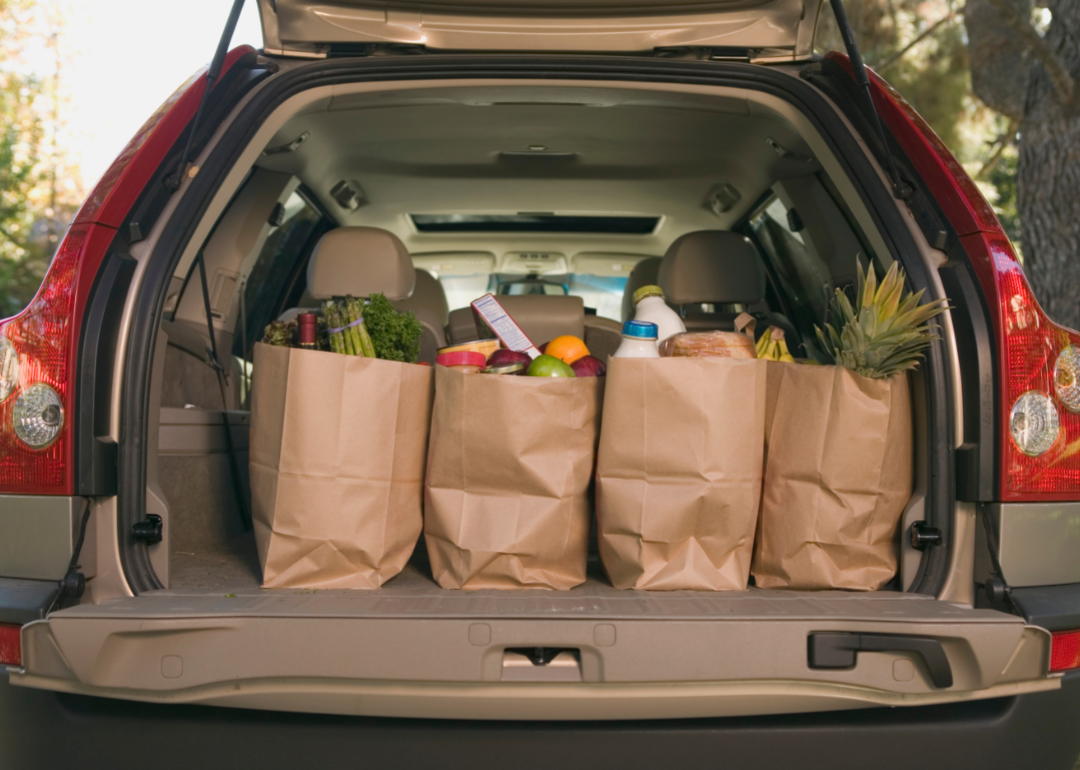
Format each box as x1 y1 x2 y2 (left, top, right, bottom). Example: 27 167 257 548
249 343 433 589
424 366 602 590
753 362 912 591
596 357 766 591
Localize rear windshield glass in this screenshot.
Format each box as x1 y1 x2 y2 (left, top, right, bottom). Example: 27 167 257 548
411 214 660 234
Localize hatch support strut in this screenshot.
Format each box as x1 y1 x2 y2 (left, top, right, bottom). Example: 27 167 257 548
829 0 913 200
166 0 247 190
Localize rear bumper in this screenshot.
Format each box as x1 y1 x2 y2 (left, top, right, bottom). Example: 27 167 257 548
2 671 1079 770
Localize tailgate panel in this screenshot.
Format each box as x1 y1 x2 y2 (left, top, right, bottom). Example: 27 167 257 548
11 586 1055 719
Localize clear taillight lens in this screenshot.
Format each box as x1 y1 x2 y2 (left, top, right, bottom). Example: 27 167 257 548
0 337 17 402
1053 346 1080 412
1010 391 1059 457
13 384 64 449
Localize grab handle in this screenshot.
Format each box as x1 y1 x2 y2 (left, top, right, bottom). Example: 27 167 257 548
808 632 953 689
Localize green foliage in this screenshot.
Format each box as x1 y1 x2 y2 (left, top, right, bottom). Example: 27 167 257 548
363 292 422 363
0 0 77 319
987 145 1022 253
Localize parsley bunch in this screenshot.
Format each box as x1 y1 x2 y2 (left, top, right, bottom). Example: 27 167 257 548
363 292 423 363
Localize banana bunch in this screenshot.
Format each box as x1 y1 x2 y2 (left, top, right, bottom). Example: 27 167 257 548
755 326 796 363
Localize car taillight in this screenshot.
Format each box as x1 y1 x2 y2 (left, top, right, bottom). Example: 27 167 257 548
826 52 1080 502
1050 630 1080 673
0 624 20 667
0 45 254 496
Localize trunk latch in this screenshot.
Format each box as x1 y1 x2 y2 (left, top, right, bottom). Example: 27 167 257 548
502 648 582 682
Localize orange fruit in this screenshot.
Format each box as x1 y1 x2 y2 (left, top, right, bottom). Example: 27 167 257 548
544 335 590 365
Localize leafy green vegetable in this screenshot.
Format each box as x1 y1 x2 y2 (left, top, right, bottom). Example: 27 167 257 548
363 292 422 363
262 319 296 347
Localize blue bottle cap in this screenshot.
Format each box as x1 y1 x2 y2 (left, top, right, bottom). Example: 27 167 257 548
622 320 659 340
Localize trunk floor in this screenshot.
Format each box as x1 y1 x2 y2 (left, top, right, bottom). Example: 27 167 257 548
117 534 1009 625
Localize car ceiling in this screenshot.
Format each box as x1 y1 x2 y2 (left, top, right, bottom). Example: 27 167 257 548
254 84 821 259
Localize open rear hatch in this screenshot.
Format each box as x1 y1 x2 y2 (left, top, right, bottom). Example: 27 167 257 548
258 0 824 58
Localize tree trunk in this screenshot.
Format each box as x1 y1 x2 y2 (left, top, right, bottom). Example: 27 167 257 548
966 0 1033 119
1017 1 1080 330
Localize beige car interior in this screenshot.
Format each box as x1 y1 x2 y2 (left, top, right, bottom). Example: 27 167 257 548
67 75 1056 720
150 80 909 594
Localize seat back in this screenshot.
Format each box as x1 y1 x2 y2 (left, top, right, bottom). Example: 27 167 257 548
394 269 449 360
447 295 586 346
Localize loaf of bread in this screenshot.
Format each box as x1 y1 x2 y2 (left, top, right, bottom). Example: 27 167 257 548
660 330 757 359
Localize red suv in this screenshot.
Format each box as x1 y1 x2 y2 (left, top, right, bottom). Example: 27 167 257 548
1 2 1079 768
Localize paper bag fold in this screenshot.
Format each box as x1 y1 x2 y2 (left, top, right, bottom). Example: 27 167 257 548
424 367 602 590
596 357 766 591
249 343 433 589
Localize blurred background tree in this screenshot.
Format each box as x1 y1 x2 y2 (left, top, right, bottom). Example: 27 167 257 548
0 0 82 318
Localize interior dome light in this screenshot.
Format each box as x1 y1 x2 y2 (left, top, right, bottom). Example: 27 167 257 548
0 337 17 402
1054 346 1080 413
12 384 64 449
1010 391 1059 457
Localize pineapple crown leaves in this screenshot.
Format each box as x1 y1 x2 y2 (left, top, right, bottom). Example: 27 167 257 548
813 259 949 379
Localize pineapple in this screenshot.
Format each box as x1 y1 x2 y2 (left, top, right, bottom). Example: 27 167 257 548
814 259 947 379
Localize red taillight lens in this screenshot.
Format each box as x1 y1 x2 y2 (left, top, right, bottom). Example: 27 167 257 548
0 624 21 667
0 45 254 496
0 226 112 494
825 52 1080 501
1050 630 1080 673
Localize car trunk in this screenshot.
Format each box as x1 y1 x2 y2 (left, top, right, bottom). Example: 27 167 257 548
11 60 1059 719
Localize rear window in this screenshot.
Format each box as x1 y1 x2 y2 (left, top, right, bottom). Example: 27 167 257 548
749 197 830 334
411 214 660 235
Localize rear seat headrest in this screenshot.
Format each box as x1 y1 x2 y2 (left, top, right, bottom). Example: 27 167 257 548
658 231 765 305
309 227 415 301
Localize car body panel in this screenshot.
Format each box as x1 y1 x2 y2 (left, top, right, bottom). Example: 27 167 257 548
258 0 823 57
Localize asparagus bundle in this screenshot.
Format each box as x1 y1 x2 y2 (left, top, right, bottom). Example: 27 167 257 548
323 296 377 358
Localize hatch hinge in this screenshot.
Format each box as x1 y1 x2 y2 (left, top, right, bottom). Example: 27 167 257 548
828 0 912 200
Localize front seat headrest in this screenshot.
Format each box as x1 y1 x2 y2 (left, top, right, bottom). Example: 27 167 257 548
309 227 415 301
658 231 765 305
